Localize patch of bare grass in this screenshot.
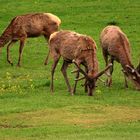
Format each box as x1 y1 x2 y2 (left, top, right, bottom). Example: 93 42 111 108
0 105 139 129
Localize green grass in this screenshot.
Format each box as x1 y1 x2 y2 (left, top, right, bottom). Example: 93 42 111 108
0 0 140 139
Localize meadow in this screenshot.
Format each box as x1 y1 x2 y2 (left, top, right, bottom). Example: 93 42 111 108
0 0 140 139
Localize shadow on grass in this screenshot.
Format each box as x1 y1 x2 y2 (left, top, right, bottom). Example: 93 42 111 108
107 21 119 26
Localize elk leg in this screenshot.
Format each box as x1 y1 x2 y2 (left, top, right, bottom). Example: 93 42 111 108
122 71 128 88
73 71 80 94
50 55 60 93
79 64 88 93
7 40 16 66
102 50 111 86
124 75 128 88
84 66 88 92
17 38 25 67
44 49 50 65
103 50 108 66
102 50 111 78
61 61 73 95
106 58 114 87
72 59 85 94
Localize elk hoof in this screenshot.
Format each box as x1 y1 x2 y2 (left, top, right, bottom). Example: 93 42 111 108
44 62 48 65
137 88 140 91
71 92 74 96
125 84 128 88
17 64 21 67
105 79 112 87
69 88 74 96
88 93 93 96
7 60 13 66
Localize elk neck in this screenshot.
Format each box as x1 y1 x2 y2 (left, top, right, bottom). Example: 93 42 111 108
84 49 98 79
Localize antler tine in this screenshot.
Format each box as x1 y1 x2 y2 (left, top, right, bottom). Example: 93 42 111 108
94 63 113 79
135 70 140 78
98 78 105 83
125 65 140 77
71 69 79 73
72 60 89 78
125 65 135 73
75 76 85 81
135 69 140 77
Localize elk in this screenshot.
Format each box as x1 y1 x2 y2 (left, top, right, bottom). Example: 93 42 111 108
48 30 112 96
100 25 140 90
0 13 61 66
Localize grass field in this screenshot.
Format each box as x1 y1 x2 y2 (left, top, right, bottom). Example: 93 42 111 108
0 0 140 139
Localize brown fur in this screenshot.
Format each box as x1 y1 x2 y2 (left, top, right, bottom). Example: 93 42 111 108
0 13 61 66
49 30 110 96
100 25 140 90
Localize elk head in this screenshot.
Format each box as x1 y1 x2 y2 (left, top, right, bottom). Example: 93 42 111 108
125 65 140 90
73 60 112 96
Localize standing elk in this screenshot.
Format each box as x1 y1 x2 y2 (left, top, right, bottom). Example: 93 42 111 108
0 13 61 66
100 25 140 90
48 30 112 96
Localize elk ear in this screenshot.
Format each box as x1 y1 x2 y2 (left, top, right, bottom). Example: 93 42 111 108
93 63 112 79
125 65 135 73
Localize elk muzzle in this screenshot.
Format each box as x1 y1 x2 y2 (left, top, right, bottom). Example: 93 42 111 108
125 65 140 90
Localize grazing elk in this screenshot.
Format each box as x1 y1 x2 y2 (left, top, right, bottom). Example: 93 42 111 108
48 30 112 96
0 13 61 66
100 25 140 90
